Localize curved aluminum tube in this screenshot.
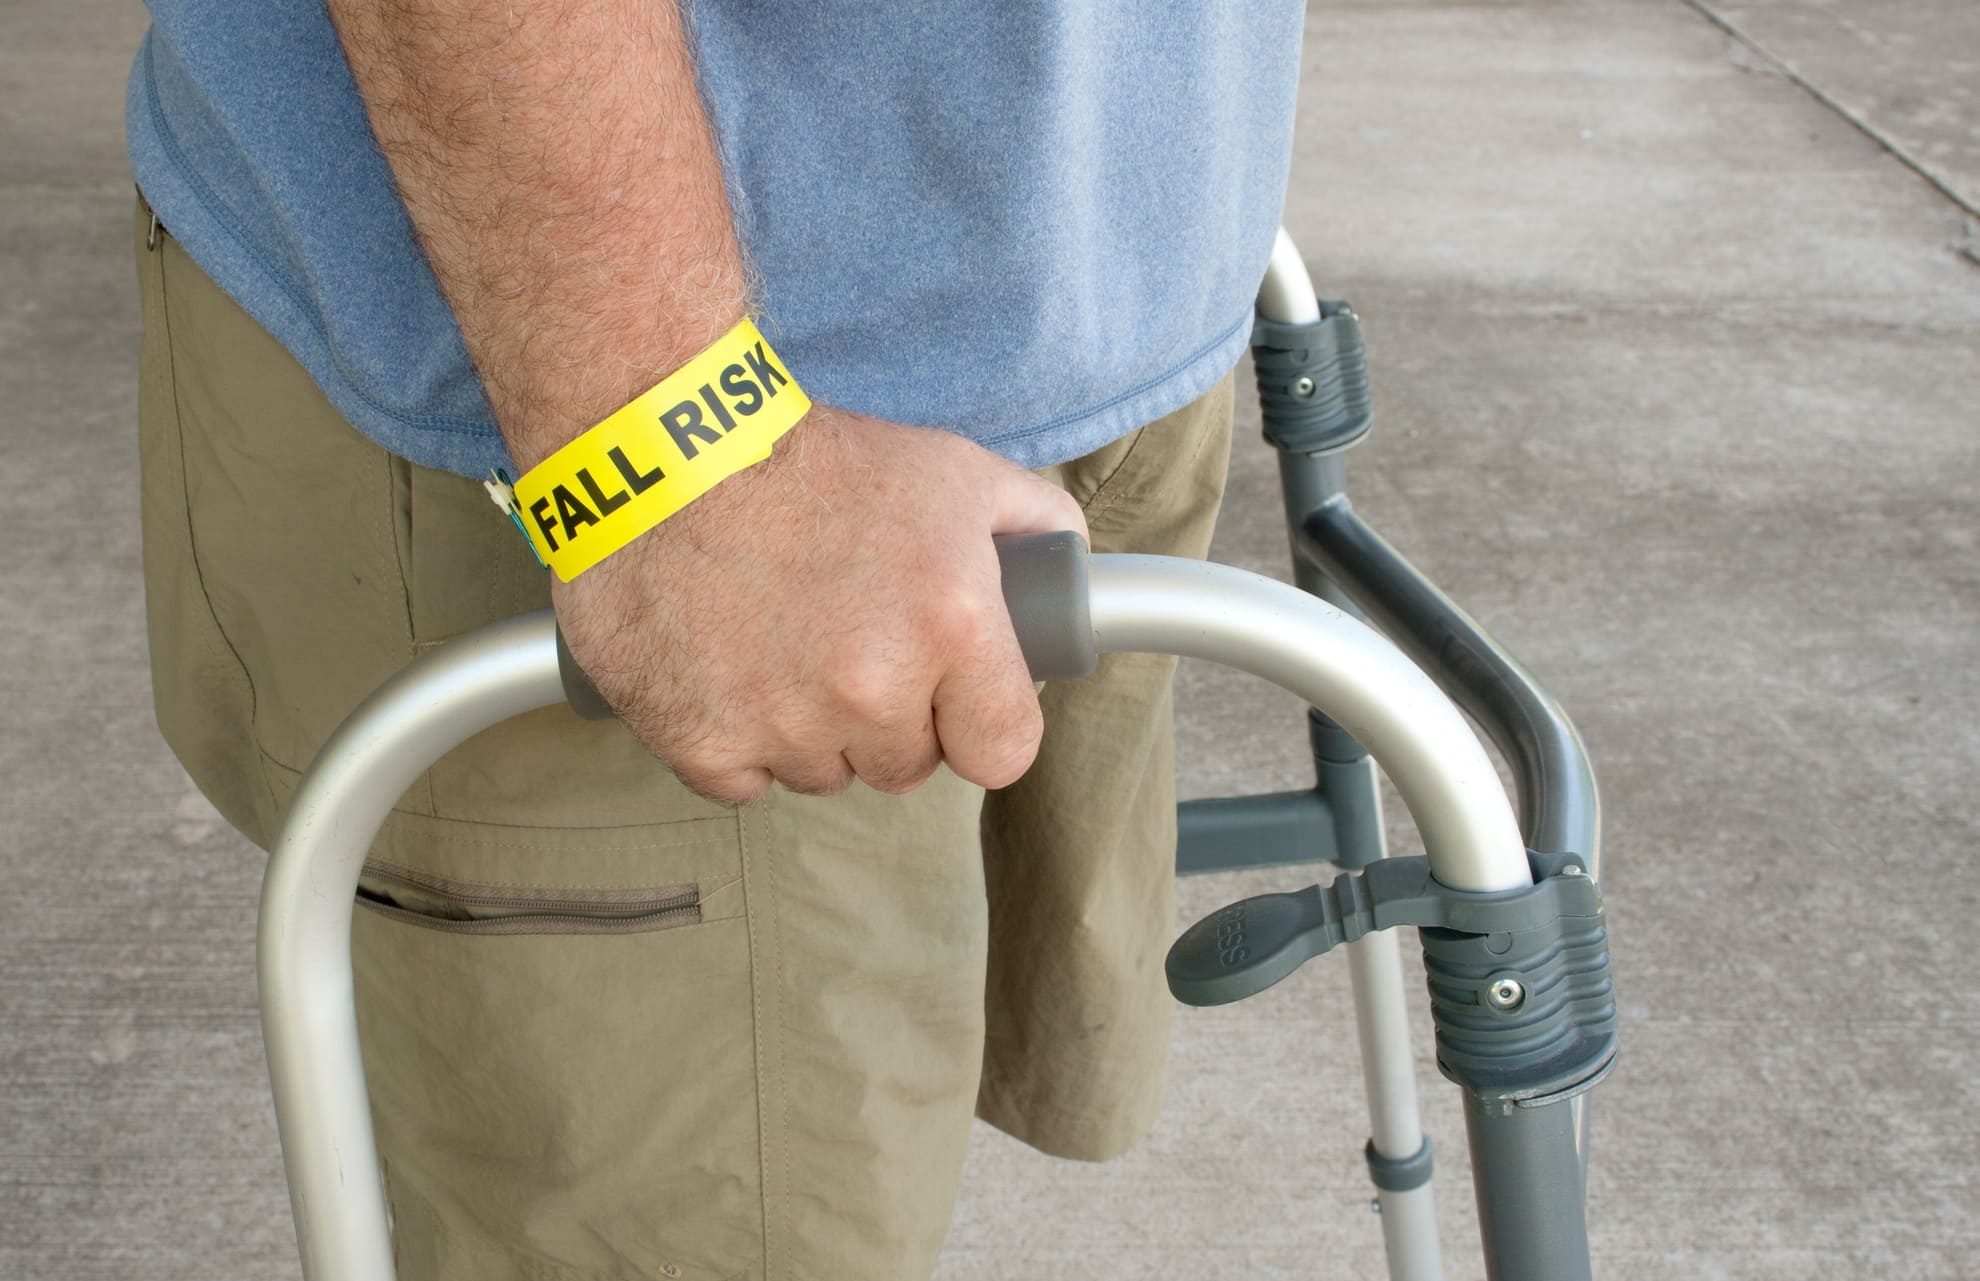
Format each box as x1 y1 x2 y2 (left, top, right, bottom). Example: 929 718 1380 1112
262 556 1528 1279
259 611 568 1281
1257 226 1324 326
1089 554 1530 892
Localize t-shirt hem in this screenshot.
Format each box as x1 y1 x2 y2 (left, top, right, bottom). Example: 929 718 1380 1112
131 34 1253 481
975 309 1254 472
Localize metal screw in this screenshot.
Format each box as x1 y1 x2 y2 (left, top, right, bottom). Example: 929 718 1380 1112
1292 376 1316 398
1487 978 1526 1010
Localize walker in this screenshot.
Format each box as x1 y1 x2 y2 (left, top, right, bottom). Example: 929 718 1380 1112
258 229 1616 1281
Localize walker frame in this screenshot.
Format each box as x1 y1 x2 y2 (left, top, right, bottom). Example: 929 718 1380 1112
257 229 1613 1281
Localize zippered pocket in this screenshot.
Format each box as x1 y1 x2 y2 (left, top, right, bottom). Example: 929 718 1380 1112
357 859 701 936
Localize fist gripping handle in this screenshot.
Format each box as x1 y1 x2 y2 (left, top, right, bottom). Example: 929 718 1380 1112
555 530 1098 720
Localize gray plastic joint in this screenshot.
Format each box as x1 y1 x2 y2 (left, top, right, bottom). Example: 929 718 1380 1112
1364 1137 1435 1193
1420 852 1618 1105
1306 708 1367 765
1307 710 1384 872
1167 851 1618 1104
1251 302 1373 456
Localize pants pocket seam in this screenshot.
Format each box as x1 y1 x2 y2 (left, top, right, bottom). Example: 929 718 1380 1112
739 802 786 1280
1075 423 1151 526
149 215 281 829
383 453 435 813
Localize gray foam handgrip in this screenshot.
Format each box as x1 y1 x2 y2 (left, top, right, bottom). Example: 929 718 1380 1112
554 626 617 722
556 530 1096 718
993 530 1097 682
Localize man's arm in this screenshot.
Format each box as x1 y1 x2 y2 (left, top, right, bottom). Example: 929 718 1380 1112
328 0 1086 801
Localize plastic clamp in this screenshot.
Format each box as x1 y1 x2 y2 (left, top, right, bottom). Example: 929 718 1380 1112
1252 300 1373 456
1168 851 1618 1104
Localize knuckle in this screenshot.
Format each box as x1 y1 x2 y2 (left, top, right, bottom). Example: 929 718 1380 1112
782 766 854 798
862 750 940 796
666 737 771 806
830 657 902 723
678 766 768 806
930 586 996 646
770 749 857 798
725 775 774 805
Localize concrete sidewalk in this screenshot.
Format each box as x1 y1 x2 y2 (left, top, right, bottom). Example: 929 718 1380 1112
4 2 1976 1279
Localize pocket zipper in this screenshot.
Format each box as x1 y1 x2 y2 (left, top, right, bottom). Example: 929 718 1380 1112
357 861 701 936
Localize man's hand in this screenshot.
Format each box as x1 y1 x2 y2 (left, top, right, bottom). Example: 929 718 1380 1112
327 0 1077 802
555 409 1086 802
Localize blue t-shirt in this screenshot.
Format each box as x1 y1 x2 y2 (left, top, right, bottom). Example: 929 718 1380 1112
128 2 1301 479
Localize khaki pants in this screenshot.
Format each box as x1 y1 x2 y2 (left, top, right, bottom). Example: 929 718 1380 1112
135 203 1233 1280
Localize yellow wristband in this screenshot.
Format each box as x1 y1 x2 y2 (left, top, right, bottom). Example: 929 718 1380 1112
511 317 811 581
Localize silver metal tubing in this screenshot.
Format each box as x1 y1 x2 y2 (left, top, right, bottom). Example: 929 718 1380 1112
1274 447 1447 1276
1349 920 1430 1183
1089 554 1530 893
1378 1181 1444 1281
1258 226 1324 326
1350 900 1446 1280
260 612 568 1281
1318 709 1443 1280
263 556 1529 1279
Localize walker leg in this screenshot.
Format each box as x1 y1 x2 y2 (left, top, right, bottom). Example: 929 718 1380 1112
1463 1096 1591 1280
1296 477 1444 1281
1251 233 1607 1277
1347 916 1445 1280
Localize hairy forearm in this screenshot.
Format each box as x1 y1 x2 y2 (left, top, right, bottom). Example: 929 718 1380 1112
333 0 1084 806
327 0 749 470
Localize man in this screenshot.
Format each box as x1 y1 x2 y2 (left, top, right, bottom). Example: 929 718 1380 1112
129 2 1301 1276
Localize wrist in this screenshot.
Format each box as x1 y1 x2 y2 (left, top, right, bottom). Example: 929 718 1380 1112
506 316 811 580
488 287 753 473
